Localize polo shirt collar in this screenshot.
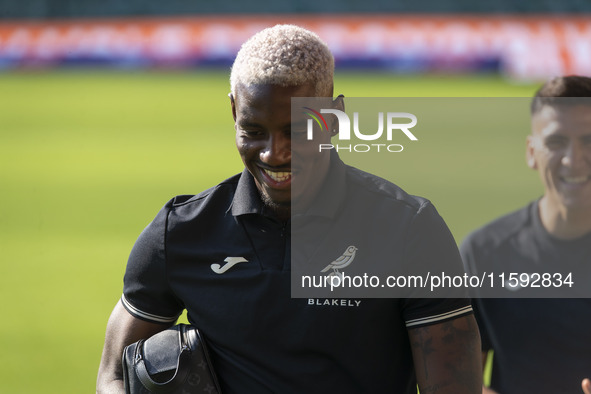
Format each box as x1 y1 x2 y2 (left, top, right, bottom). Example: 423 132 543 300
231 169 264 216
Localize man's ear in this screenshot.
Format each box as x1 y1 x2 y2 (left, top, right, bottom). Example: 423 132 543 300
526 135 537 170
333 94 345 112
329 94 345 137
229 93 237 122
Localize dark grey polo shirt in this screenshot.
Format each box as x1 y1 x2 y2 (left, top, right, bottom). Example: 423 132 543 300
461 201 591 394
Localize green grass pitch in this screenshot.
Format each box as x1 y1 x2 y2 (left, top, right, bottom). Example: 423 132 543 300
0 70 540 392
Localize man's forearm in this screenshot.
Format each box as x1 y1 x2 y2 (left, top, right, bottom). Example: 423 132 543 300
410 314 482 393
96 377 124 394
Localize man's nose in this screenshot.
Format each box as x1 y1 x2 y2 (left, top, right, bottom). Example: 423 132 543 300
561 141 585 168
260 133 291 165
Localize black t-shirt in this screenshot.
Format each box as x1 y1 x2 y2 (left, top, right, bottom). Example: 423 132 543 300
461 201 591 394
123 156 472 393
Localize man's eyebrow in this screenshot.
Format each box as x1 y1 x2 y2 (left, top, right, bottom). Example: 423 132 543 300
238 120 262 128
544 134 567 139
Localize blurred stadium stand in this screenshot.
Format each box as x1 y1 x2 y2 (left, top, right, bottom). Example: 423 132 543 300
1 0 590 19
0 1 588 79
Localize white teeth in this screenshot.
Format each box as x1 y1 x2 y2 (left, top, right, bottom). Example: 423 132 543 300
562 176 589 184
264 169 291 182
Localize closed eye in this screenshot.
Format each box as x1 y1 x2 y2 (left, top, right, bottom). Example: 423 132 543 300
544 136 568 150
238 122 266 138
241 129 265 137
291 121 309 139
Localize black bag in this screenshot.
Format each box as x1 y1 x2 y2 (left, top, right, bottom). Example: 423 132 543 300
122 324 222 394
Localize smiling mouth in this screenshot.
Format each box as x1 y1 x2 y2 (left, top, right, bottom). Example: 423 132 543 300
561 175 591 184
263 168 292 183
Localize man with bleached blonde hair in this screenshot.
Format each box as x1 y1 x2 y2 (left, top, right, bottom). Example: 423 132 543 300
98 24 481 393
230 24 334 97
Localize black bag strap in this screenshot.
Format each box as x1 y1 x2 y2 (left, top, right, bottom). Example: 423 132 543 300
133 326 193 393
190 326 223 393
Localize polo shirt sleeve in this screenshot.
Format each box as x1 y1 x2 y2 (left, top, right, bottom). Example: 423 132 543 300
121 199 183 324
401 200 473 328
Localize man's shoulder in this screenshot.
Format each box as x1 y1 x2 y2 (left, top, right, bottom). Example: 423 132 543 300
165 173 242 211
461 202 535 253
344 165 429 212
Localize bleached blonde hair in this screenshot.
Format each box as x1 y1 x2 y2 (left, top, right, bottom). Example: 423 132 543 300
230 24 334 97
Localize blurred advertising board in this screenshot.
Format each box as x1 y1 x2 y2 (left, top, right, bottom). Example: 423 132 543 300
0 15 589 80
